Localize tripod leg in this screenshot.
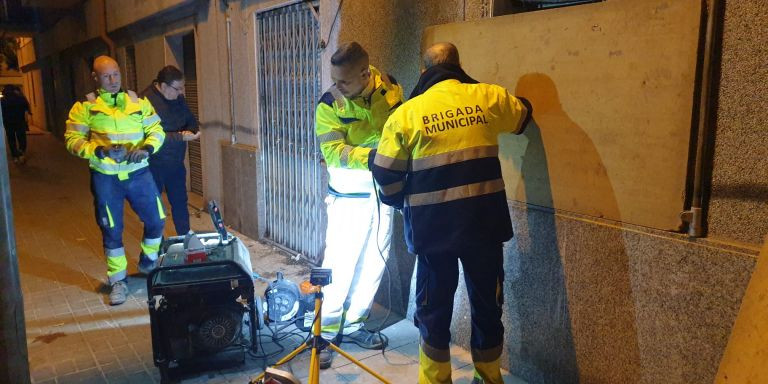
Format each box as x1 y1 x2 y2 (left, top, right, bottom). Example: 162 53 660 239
327 343 392 384
309 345 320 384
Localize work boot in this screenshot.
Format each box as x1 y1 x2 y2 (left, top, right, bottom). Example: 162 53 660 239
138 253 157 275
109 280 128 306
343 329 387 350
318 349 333 370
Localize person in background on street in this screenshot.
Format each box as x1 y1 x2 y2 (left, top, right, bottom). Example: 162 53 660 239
314 41 404 369
141 65 199 236
65 55 166 306
2 84 31 164
371 42 532 384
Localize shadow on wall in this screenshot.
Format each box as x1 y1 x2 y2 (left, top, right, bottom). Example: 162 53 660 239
502 73 642 383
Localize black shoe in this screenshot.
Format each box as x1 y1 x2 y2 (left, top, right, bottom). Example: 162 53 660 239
318 349 333 370
343 329 387 350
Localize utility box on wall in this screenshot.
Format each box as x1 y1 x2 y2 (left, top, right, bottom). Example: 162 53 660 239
424 0 702 231
221 142 260 240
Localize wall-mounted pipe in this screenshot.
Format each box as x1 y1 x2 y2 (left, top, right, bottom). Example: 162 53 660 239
226 12 236 145
96 0 115 57
682 0 722 237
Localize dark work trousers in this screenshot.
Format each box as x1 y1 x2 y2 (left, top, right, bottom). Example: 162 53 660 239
90 167 165 283
4 123 27 157
149 161 190 235
414 242 505 353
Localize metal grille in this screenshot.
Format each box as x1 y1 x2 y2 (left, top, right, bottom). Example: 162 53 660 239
182 32 203 195
186 78 203 194
257 2 324 263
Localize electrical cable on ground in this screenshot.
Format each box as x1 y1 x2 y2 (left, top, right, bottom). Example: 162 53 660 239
369 175 394 355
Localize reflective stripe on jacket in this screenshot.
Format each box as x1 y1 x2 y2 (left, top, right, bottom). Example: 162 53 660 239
65 89 165 175
371 79 530 254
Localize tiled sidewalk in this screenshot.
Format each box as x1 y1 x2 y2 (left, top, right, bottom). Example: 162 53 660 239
9 133 525 384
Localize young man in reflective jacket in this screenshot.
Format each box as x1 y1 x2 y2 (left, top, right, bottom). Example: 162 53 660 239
314 41 403 368
371 42 532 384
65 56 166 306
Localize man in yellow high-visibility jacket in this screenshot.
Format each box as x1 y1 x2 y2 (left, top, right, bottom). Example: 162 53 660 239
371 43 532 384
65 56 166 306
314 42 403 368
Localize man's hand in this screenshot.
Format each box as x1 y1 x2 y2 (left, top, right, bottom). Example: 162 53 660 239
106 145 127 162
96 145 127 162
181 131 201 141
126 146 152 163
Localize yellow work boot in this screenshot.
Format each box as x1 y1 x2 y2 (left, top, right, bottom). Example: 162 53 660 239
418 344 452 384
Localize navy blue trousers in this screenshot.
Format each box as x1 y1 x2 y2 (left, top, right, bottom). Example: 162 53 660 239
149 161 190 235
90 167 165 282
414 243 505 351
91 167 165 248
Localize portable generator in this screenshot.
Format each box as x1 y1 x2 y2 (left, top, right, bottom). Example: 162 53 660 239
147 201 261 382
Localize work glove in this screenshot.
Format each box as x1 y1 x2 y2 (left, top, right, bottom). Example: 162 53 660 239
95 146 106 159
106 144 127 163
367 149 377 170
126 145 153 163
95 145 127 162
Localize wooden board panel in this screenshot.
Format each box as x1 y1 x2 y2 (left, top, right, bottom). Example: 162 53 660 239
424 0 701 230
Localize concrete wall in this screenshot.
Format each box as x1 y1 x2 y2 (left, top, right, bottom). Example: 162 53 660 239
707 0 768 246
319 0 489 93
134 36 165 92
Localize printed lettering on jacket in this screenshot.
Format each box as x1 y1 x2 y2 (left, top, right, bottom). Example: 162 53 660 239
421 105 488 135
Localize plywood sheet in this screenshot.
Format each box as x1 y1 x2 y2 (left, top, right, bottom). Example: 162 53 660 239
424 0 701 230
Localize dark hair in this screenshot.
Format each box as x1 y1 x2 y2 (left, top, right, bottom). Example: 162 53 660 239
156 65 184 85
331 42 369 68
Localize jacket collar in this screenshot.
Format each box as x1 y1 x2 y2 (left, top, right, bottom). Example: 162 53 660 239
409 63 478 98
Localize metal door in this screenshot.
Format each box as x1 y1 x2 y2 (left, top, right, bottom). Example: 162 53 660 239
257 2 324 263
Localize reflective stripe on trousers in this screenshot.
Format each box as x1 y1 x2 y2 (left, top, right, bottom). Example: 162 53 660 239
320 190 393 339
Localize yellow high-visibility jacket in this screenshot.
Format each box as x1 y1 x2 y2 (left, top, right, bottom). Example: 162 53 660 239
371 79 530 254
65 89 164 177
315 66 403 172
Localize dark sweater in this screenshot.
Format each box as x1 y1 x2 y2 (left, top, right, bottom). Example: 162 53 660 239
140 84 198 164
1 93 30 128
